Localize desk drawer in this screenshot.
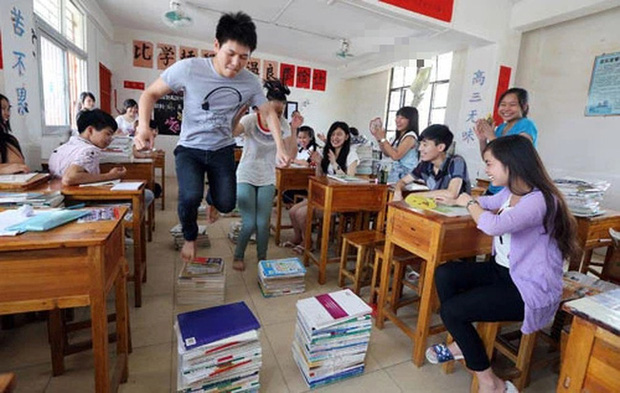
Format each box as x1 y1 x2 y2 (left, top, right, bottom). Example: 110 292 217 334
390 212 432 255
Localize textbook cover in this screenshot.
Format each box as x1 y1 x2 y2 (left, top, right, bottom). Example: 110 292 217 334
296 289 372 331
259 257 306 278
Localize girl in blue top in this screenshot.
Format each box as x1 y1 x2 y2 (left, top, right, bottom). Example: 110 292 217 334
475 88 538 194
369 106 419 183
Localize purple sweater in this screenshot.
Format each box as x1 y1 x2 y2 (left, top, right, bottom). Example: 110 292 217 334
478 188 563 334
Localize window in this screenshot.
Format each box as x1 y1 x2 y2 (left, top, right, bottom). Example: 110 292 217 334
35 0 87 132
385 52 452 139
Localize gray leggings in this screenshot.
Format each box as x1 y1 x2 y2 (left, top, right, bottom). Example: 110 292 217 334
234 182 276 261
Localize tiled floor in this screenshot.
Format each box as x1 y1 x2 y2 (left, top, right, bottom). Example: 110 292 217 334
0 178 560 392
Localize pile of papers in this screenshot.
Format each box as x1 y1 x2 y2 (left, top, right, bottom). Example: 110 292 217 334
554 177 611 217
176 257 225 306
100 136 133 161
171 224 210 249
176 302 262 393
258 257 306 297
292 289 372 389
353 143 373 175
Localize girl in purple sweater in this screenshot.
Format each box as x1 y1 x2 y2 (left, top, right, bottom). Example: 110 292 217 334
427 135 578 393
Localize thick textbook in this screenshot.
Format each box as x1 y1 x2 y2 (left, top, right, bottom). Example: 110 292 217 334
296 289 372 331
259 257 306 278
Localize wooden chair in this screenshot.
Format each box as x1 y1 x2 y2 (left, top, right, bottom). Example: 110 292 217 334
338 230 385 294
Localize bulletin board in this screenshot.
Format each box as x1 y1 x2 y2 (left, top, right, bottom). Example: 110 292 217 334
585 51 620 116
154 93 183 135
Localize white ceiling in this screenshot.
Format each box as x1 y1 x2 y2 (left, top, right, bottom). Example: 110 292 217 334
96 0 490 75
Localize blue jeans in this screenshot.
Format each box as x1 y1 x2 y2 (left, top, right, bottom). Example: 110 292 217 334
174 144 236 241
234 182 275 261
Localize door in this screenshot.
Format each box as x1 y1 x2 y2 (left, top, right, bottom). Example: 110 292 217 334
99 63 112 114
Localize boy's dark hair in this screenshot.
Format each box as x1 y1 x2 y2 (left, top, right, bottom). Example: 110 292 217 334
122 98 138 113
498 87 529 117
419 124 453 150
349 127 359 137
263 78 290 102
77 109 118 133
216 12 257 52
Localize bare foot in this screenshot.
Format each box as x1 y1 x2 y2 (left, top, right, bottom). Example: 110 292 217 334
233 259 246 271
180 240 196 262
447 342 463 358
206 204 219 224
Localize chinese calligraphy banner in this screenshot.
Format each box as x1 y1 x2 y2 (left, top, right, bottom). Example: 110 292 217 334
296 66 311 89
586 51 620 116
133 40 153 68
157 43 176 70
154 93 184 135
179 46 198 59
263 60 278 81
312 69 327 91
280 63 295 87
124 80 145 90
379 0 454 22
493 66 512 124
246 57 261 76
201 49 215 58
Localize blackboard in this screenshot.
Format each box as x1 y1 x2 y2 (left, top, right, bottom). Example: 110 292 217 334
154 93 184 135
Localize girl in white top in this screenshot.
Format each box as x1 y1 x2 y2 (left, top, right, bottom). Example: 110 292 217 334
293 125 319 167
232 79 293 271
115 99 138 136
287 122 359 253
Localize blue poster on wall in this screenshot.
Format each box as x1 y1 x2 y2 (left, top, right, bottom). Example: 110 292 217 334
586 52 620 116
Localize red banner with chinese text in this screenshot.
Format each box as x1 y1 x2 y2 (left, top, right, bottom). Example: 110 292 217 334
379 0 454 23
493 66 512 125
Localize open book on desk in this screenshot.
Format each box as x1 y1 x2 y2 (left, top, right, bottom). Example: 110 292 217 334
0 173 39 183
327 174 368 183
79 179 121 187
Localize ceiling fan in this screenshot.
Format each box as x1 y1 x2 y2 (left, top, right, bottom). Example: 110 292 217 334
162 0 193 28
336 39 355 59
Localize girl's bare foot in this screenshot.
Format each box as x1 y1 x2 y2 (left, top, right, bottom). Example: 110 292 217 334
206 205 219 224
233 259 246 271
180 241 196 262
447 342 463 358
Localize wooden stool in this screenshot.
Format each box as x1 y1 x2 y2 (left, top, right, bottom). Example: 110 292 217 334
338 230 385 294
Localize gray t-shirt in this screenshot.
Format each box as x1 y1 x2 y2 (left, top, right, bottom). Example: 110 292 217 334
236 113 290 186
161 58 267 151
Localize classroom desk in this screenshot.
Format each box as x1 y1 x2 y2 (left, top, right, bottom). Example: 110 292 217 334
39 179 148 308
375 201 492 367
0 173 49 191
569 210 620 276
132 150 166 210
274 166 315 245
302 176 388 285
0 211 130 393
557 296 620 392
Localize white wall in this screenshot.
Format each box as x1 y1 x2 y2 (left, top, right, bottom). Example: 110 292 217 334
516 6 620 209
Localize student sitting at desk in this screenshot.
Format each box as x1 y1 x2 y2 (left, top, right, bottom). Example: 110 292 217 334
392 124 470 201
286 121 358 253
49 109 127 185
0 94 29 174
426 135 578 393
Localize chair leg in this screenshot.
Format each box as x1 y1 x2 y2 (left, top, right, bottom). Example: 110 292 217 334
353 246 366 295
370 252 382 304
390 261 405 312
338 240 349 287
513 332 537 390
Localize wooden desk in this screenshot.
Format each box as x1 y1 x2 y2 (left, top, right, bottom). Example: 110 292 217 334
274 166 315 245
569 210 620 276
0 173 49 191
376 201 492 367
557 296 620 392
39 179 148 308
0 212 130 392
302 176 388 284
133 150 166 210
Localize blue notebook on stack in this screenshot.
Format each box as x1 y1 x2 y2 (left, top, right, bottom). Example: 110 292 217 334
176 301 260 351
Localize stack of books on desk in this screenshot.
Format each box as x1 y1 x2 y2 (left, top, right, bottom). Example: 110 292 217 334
0 191 64 208
176 302 262 393
176 257 225 306
171 224 210 249
100 136 133 161
258 257 306 297
554 177 611 217
292 289 372 389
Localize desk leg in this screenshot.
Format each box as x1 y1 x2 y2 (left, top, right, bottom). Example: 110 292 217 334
161 166 166 211
115 261 129 383
556 317 595 393
376 239 395 329
132 196 144 308
91 249 110 393
318 205 333 285
412 255 440 367
48 308 65 376
469 322 500 393
275 187 283 245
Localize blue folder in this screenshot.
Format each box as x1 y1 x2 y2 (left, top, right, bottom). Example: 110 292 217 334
176 301 260 351
6 210 89 232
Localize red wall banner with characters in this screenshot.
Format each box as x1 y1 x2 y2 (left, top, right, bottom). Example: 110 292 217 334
312 69 327 91
280 63 296 88
296 66 311 89
379 0 454 23
492 66 512 125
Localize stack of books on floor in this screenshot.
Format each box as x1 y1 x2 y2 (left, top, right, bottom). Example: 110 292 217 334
554 177 611 217
176 302 262 393
171 224 210 249
228 221 256 244
258 257 306 297
176 257 225 306
292 289 372 389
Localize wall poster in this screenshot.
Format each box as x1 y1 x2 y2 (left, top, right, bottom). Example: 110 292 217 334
154 93 183 135
586 51 620 116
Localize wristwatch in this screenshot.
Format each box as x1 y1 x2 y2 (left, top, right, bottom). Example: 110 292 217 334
379 138 387 144
465 199 479 209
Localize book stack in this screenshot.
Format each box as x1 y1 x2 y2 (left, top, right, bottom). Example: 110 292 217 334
227 221 256 244
0 191 64 208
176 257 225 306
171 224 210 249
258 257 306 297
554 177 611 217
100 136 133 161
292 289 373 389
176 302 262 393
